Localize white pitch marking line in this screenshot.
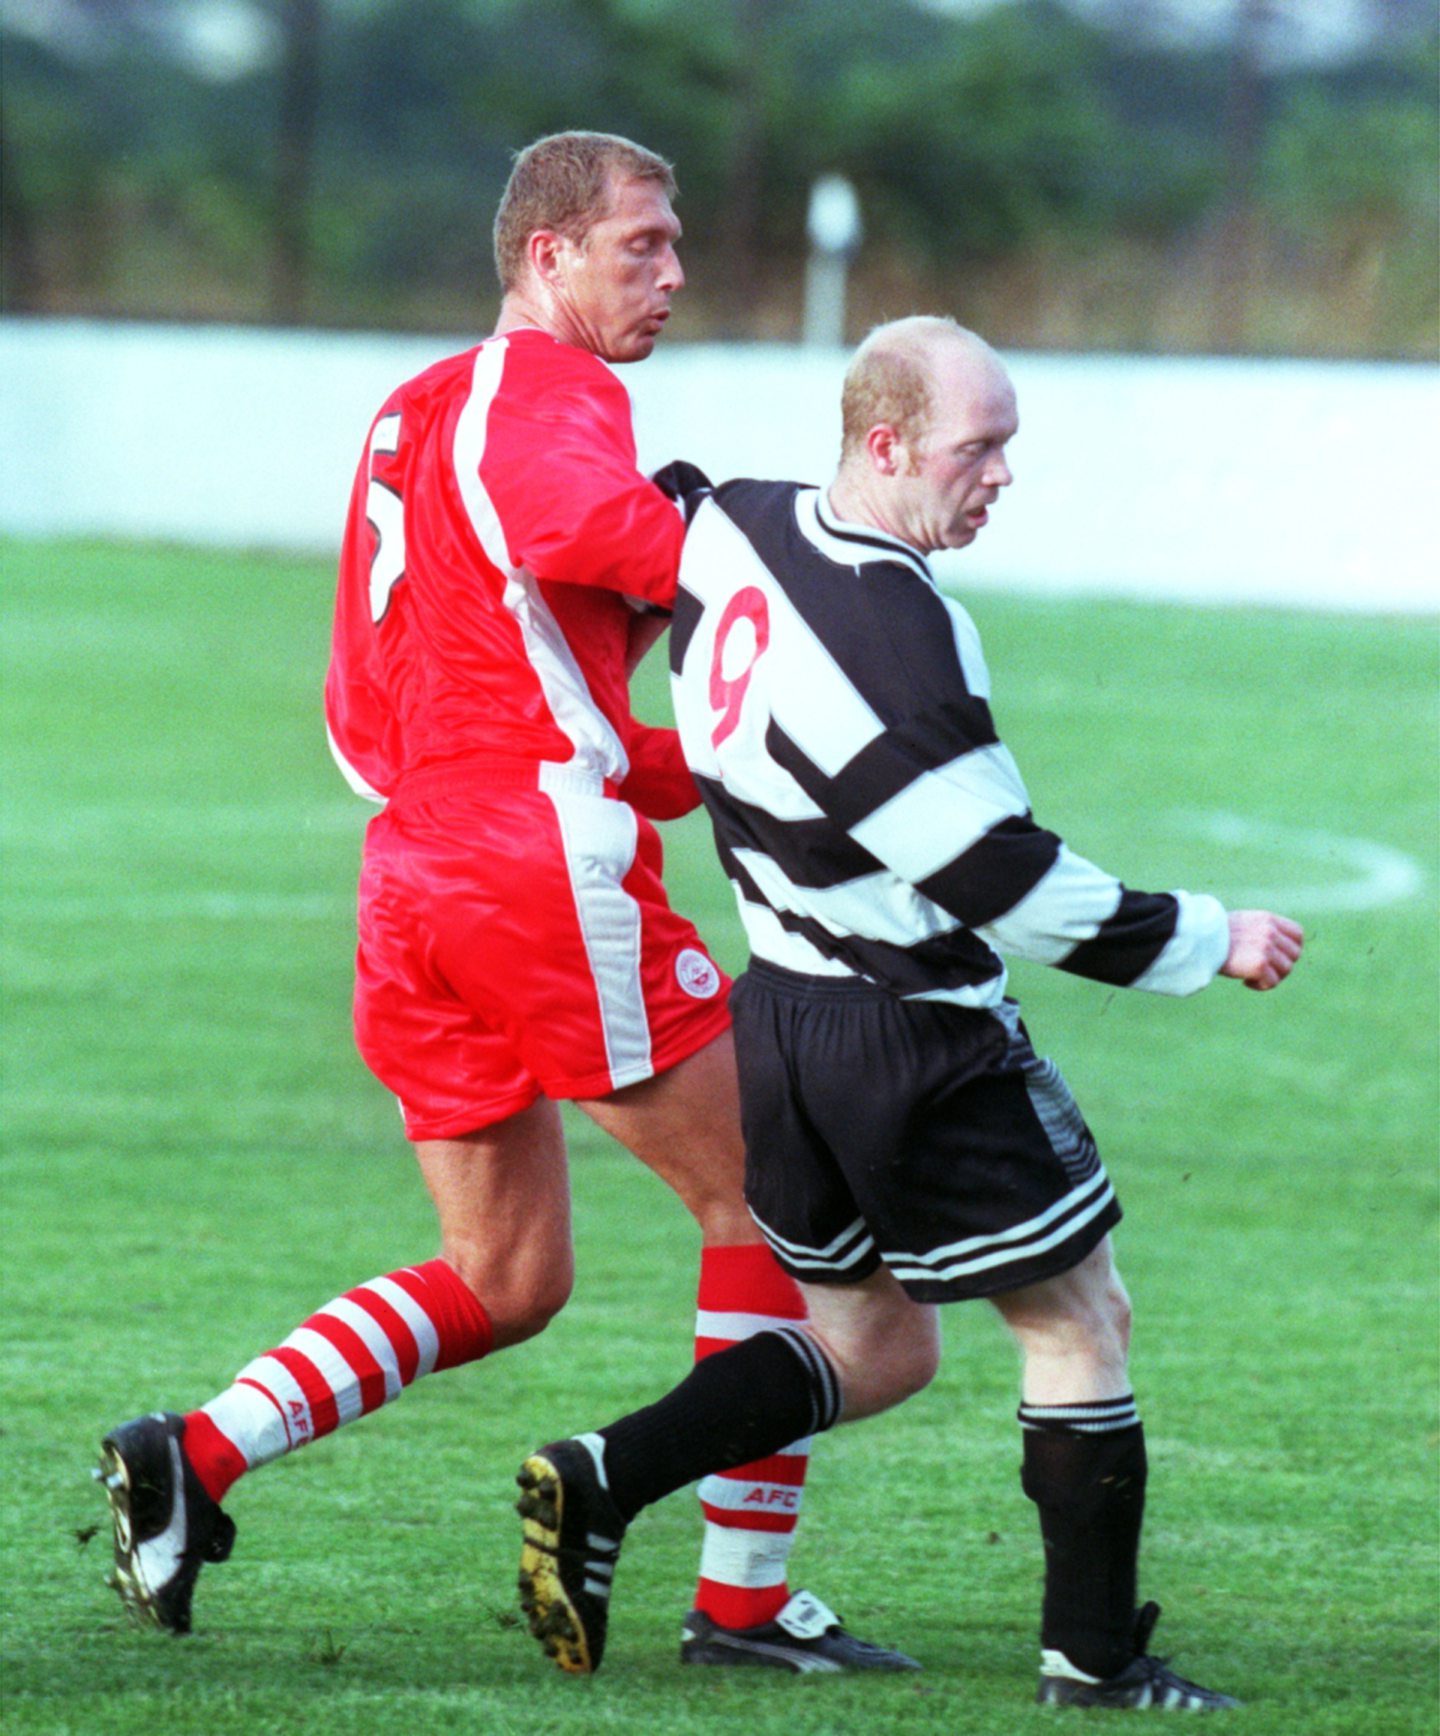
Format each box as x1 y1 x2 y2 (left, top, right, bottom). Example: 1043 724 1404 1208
1172 811 1427 913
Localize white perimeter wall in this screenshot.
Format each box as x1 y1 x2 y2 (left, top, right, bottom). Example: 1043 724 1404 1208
1 317 1435 613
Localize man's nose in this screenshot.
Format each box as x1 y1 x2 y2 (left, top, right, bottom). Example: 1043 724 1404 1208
658 245 685 293
986 448 1014 488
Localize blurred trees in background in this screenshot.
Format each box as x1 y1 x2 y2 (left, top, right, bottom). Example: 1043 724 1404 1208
2 0 1435 355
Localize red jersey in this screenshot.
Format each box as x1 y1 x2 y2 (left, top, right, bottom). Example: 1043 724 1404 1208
325 328 687 802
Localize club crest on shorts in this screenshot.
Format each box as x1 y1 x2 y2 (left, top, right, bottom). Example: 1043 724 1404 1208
675 947 721 999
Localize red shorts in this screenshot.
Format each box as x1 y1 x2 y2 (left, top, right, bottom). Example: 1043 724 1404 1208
352 762 732 1140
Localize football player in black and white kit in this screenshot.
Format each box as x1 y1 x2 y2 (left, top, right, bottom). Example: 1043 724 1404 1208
514 317 1303 1708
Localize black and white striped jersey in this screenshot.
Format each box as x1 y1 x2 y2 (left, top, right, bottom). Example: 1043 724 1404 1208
667 476 1230 1008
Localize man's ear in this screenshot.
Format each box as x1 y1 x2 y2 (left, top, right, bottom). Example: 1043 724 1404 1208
527 228 567 287
866 423 905 477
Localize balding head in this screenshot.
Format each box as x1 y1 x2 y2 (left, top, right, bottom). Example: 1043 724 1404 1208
839 317 1004 464
829 316 1018 555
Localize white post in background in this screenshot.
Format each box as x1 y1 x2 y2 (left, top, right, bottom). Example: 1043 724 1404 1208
803 174 862 347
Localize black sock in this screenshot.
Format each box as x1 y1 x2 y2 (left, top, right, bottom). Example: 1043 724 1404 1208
1019 1396 1148 1680
598 1327 841 1524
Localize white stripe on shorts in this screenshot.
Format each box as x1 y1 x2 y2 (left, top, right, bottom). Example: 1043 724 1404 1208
542 772 653 1091
751 1213 877 1275
884 1169 1115 1285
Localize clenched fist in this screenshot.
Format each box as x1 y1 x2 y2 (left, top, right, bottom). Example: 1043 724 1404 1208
1220 910 1305 991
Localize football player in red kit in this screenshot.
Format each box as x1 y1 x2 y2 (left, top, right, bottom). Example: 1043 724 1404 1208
95 130 915 1676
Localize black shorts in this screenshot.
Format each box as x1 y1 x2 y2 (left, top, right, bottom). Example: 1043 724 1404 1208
731 961 1122 1304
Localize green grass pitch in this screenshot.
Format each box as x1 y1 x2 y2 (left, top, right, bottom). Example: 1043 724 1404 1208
1 538 1436 1735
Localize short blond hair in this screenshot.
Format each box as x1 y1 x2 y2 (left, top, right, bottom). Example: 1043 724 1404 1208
839 315 971 461
493 131 677 292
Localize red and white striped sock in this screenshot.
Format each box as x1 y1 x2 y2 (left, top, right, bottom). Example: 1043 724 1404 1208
180 1258 492 1503
692 1243 811 1630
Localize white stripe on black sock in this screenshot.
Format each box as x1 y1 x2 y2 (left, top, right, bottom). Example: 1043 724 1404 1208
772 1325 843 1434
1018 1394 1140 1434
